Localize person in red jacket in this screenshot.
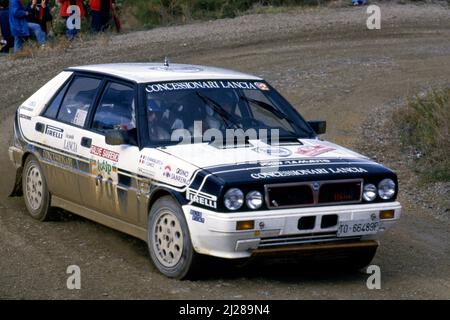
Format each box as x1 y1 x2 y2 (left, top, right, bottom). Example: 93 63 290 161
58 0 84 40
90 0 112 33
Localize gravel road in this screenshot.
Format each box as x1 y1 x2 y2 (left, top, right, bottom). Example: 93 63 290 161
0 3 449 299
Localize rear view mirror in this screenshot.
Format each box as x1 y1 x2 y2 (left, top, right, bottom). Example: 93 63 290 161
105 130 129 146
308 121 327 135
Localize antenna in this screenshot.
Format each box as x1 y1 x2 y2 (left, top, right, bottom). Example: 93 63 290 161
164 57 170 67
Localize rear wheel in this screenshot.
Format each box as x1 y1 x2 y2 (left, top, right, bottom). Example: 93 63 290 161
147 196 199 279
22 155 52 221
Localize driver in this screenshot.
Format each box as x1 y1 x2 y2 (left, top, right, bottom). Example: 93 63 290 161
204 91 238 131
147 100 170 140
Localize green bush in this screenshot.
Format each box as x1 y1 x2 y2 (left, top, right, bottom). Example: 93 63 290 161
394 89 450 182
120 0 330 28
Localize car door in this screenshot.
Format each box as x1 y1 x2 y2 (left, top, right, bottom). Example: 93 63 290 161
36 75 102 205
76 79 141 223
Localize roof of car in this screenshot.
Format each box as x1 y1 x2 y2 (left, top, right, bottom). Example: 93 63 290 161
66 63 263 83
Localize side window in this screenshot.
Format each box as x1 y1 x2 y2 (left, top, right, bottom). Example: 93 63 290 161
57 77 101 127
44 81 69 119
92 82 136 132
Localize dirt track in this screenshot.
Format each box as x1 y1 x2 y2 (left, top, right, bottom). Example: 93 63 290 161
0 3 449 299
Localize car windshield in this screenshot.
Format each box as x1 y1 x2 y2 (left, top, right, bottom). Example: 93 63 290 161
144 80 314 145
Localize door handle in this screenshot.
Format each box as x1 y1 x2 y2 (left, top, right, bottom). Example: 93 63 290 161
81 137 92 148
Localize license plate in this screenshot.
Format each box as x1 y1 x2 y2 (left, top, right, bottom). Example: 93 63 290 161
337 220 380 237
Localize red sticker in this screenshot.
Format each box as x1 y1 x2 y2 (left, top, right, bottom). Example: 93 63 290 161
90 145 119 162
295 145 335 157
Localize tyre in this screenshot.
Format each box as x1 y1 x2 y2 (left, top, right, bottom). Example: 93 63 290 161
147 196 199 279
22 155 53 221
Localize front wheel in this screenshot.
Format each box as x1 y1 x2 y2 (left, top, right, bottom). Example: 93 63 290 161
147 196 199 279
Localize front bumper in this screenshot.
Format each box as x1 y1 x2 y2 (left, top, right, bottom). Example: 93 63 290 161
182 201 401 259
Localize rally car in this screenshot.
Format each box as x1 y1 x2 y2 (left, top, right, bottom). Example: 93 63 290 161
8 63 401 279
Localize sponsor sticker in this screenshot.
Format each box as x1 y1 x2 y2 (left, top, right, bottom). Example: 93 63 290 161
73 109 88 127
162 165 190 185
20 106 35 112
90 145 119 162
139 155 163 168
295 145 335 157
19 114 31 120
45 125 64 139
186 190 217 209
252 146 292 157
64 134 78 153
145 80 261 93
91 159 118 183
138 155 162 178
20 101 36 112
42 150 74 167
259 159 332 167
250 166 368 179
255 82 270 91
189 209 205 223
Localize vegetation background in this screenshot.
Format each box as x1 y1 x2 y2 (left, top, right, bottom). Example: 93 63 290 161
39 0 450 184
44 0 448 33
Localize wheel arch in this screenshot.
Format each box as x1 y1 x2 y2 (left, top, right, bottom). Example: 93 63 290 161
10 150 41 197
147 187 187 216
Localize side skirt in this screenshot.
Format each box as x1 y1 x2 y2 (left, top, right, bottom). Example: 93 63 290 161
52 196 148 242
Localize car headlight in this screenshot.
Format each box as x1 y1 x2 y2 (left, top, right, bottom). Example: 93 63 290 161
246 191 263 210
224 188 244 210
378 179 396 200
363 184 377 202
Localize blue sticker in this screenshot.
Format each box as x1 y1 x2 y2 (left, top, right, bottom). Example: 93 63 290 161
190 210 205 223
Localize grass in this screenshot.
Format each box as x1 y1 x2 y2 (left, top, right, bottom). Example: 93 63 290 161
393 88 450 182
118 0 333 30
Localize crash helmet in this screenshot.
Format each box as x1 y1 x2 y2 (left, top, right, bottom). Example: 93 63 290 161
147 100 163 113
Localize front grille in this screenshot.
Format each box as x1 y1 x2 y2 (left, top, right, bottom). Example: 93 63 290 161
265 179 362 209
265 184 313 207
318 180 362 204
258 232 361 248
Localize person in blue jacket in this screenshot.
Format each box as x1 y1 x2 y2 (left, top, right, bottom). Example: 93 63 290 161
9 0 45 53
0 0 14 53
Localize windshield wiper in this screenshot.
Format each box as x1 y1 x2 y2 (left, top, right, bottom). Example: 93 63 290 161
238 95 312 138
195 92 242 130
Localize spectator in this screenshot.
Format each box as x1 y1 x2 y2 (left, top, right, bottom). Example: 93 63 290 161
90 0 113 33
0 0 14 53
25 0 52 35
9 0 46 53
58 0 84 40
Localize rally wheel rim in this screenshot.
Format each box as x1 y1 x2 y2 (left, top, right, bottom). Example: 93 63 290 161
152 210 184 268
25 164 44 212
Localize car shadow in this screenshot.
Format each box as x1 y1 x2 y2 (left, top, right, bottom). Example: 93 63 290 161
193 255 368 282
47 208 369 282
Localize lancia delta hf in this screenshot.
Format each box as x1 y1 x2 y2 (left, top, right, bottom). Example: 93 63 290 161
8 63 401 278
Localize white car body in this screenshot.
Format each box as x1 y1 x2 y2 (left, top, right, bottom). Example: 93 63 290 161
9 63 401 277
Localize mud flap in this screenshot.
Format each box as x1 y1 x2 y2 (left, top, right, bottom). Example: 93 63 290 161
9 167 23 197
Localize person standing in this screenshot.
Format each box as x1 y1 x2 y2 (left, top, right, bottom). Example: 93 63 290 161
9 0 45 53
25 0 52 35
0 0 14 53
58 0 84 40
90 0 113 33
